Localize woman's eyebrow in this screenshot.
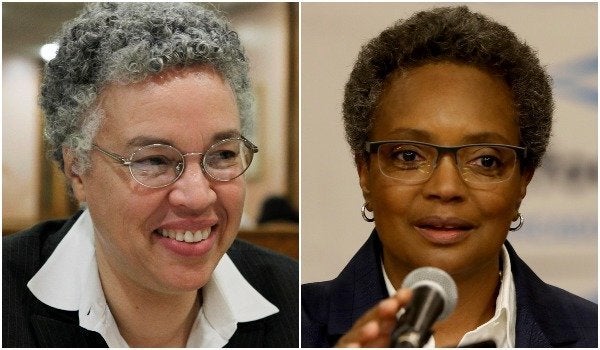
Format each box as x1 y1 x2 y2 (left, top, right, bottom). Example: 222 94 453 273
211 129 242 142
125 130 242 149
461 132 513 144
378 128 432 142
127 135 173 148
378 128 514 145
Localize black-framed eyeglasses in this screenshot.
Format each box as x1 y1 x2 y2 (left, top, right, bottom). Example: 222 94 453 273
93 136 258 188
365 140 527 186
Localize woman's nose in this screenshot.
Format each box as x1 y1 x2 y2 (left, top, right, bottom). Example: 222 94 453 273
168 159 217 213
421 155 468 202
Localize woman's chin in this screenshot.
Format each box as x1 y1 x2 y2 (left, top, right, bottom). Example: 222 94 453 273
152 268 214 294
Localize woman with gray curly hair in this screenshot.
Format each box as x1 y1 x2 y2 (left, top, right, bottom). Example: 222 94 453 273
3 3 297 347
302 6 596 348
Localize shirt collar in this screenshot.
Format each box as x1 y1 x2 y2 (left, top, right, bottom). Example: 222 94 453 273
27 210 96 311
188 253 279 347
28 209 278 347
382 245 516 347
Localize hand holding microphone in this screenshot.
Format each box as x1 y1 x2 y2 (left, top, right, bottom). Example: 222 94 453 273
335 267 455 348
336 267 498 348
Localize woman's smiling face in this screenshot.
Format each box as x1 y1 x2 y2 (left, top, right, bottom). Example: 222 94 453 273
358 62 533 282
67 65 245 294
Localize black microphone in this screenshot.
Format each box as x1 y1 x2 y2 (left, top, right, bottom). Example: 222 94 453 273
391 267 458 348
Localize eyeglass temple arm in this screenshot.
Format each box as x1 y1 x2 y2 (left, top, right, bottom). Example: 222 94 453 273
241 136 259 153
364 141 379 153
520 147 528 159
92 145 131 166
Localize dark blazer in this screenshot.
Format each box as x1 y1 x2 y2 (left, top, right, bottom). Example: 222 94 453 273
3 212 299 348
302 231 598 347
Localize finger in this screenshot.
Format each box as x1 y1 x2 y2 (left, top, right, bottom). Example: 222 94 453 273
359 319 380 340
336 290 413 347
393 287 413 304
342 342 360 348
336 319 378 347
359 318 401 348
339 301 400 347
368 289 414 344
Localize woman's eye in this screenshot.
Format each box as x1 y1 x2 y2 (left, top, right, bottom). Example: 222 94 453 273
396 150 418 161
390 148 424 162
475 155 501 168
216 150 237 159
137 155 170 165
205 149 239 167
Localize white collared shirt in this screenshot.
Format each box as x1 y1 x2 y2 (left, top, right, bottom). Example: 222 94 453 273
383 245 516 348
27 210 279 347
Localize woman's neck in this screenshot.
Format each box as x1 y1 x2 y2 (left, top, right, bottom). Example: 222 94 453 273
96 249 201 347
431 267 500 347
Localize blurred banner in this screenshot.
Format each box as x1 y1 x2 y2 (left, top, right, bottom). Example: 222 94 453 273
514 50 597 301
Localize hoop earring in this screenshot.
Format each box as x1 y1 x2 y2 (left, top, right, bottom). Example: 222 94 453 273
361 203 374 222
509 213 524 231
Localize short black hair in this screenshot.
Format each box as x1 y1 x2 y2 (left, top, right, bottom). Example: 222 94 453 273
343 5 553 171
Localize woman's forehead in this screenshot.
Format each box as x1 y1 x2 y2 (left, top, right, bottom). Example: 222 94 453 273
93 66 241 147
371 63 519 144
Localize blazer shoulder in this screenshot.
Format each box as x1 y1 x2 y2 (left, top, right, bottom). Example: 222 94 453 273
3 217 74 348
3 213 81 266
301 279 337 347
3 218 70 283
302 280 333 315
546 284 598 347
227 239 299 347
228 238 298 277
548 284 598 326
508 241 597 347
227 239 298 302
550 284 597 314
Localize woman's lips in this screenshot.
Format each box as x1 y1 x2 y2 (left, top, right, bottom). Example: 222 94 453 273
413 216 475 245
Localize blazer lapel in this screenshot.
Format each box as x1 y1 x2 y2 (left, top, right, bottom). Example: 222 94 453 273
327 231 389 339
507 241 579 347
224 320 266 347
25 212 107 348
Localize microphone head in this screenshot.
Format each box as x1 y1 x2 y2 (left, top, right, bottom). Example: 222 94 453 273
401 267 458 321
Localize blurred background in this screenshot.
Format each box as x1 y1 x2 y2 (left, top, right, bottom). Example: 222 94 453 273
301 3 597 302
2 3 298 259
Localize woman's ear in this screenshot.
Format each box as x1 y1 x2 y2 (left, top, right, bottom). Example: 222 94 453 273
515 167 535 212
62 147 87 203
356 154 371 204
520 168 535 198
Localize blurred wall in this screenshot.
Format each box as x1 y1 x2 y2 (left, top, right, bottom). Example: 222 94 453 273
301 3 597 302
226 3 296 227
2 3 296 231
2 58 41 226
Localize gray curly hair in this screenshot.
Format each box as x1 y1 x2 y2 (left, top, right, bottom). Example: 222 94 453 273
343 6 553 171
40 2 253 173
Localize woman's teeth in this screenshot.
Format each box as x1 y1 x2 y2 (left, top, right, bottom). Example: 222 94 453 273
159 229 211 243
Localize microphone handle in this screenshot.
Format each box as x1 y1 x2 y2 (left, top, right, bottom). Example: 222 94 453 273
391 286 445 347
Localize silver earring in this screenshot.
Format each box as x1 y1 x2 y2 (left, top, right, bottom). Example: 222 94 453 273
361 203 374 222
509 213 524 231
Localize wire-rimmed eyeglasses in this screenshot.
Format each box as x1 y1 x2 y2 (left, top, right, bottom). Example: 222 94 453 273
93 136 258 188
365 140 527 186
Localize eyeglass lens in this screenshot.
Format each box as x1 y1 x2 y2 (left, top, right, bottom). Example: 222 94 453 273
376 142 518 184
129 139 255 187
